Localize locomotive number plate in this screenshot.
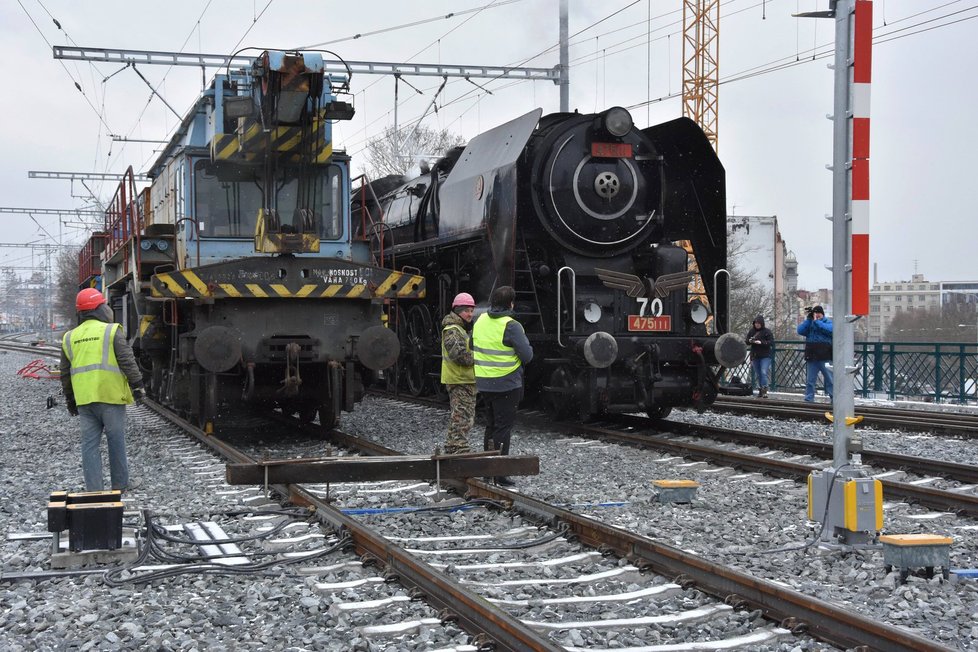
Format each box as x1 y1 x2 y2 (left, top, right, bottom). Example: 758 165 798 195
627 315 672 331
591 142 633 158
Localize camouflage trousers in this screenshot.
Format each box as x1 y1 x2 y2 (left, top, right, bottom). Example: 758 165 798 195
445 383 476 454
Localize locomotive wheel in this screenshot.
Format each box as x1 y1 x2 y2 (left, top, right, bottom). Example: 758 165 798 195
647 405 673 421
401 305 433 396
545 366 579 420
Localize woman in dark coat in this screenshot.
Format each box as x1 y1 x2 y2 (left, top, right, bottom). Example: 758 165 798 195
745 315 774 398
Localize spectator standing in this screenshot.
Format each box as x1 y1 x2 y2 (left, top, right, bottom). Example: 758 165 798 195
472 286 533 486
60 289 144 491
440 292 477 454
797 305 833 402
745 315 774 398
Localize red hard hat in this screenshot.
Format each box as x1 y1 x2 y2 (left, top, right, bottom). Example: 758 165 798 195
452 292 475 308
76 288 106 311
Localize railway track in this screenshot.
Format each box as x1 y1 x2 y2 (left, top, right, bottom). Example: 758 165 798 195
520 412 978 519
713 395 978 437
137 400 948 651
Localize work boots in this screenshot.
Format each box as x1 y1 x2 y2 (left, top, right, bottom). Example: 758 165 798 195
758 387 768 398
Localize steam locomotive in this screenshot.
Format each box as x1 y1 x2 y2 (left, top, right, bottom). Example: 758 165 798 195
77 51 422 430
359 107 747 420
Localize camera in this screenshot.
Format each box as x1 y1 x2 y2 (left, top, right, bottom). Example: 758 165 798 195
804 306 815 319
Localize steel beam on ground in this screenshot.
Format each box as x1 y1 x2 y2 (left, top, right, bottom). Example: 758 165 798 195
226 453 539 485
53 46 560 82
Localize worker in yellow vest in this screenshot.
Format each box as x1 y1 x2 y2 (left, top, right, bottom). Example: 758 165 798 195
59 289 144 492
472 286 533 487
441 292 477 454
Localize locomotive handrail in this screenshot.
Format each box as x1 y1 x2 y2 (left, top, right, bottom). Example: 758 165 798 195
713 268 730 335
556 266 576 347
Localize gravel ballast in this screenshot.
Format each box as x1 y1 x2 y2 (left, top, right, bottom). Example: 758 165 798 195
340 393 978 650
0 351 470 651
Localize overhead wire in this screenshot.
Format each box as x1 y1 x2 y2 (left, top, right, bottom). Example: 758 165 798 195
298 0 523 49
346 0 656 157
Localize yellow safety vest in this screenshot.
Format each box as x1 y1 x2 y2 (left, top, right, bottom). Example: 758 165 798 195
62 320 134 406
472 314 521 378
441 324 475 385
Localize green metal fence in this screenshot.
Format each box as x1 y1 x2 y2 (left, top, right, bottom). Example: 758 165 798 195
727 341 978 404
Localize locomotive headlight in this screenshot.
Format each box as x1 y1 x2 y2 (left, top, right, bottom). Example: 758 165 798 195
687 299 710 324
140 240 153 251
157 239 169 251
583 302 602 324
603 107 633 137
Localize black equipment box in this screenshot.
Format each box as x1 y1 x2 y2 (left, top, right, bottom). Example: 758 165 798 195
66 502 124 552
46 490 124 552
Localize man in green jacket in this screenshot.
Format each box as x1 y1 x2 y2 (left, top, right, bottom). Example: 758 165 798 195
441 292 477 454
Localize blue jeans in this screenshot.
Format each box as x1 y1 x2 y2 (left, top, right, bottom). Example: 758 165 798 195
78 403 129 491
804 360 834 402
751 356 772 390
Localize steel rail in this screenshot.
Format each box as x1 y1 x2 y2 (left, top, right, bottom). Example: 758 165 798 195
624 415 978 485
148 398 952 651
462 482 951 652
142 401 561 652
543 417 978 518
713 396 978 436
306 407 951 652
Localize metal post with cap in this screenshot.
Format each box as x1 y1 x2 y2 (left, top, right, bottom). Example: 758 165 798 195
797 0 882 546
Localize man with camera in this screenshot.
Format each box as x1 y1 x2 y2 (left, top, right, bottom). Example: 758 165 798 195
796 305 833 402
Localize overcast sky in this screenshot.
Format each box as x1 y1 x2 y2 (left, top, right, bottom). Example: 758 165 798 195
1 0 975 290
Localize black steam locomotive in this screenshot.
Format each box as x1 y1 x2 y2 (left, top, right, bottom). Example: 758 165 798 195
358 107 747 420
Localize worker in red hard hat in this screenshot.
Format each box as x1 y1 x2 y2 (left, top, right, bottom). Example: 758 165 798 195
60 288 145 492
440 292 477 454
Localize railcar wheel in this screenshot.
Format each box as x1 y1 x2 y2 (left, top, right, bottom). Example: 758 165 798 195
647 405 672 421
298 402 318 424
318 401 338 430
545 366 579 420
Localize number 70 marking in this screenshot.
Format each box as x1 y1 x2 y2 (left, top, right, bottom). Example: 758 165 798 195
636 297 663 317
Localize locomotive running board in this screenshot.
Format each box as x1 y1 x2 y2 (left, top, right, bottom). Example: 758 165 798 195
225 452 539 485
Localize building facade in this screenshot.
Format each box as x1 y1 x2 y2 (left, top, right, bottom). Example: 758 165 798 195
868 273 978 339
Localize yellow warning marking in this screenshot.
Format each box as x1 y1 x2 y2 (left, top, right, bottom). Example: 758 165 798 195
219 283 242 298
246 284 268 298
270 284 292 297
321 285 342 297
347 284 366 298
296 284 318 298
397 279 422 297
216 138 238 160
157 274 186 297
314 143 334 163
374 272 400 296
182 271 209 295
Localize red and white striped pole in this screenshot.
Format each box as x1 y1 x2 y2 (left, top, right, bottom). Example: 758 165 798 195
850 0 872 316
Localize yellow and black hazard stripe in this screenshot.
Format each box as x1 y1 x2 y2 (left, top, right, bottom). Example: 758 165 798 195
151 269 425 300
211 119 332 163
